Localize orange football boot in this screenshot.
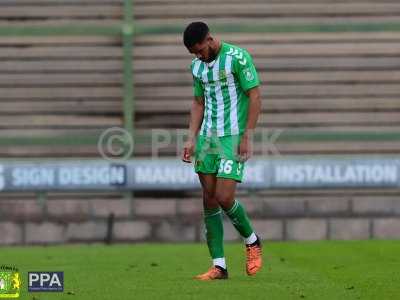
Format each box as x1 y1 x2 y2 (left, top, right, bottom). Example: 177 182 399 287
194 266 228 281
246 237 262 276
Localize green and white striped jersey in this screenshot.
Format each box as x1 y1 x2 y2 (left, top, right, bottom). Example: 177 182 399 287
191 42 260 137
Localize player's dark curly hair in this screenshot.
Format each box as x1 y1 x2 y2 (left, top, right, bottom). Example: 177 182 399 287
183 22 210 49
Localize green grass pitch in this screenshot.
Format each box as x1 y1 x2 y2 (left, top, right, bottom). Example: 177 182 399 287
4 240 400 300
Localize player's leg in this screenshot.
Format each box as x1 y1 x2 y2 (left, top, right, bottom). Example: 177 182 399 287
194 173 228 280
193 135 227 280
199 173 225 268
215 177 262 276
215 177 256 243
215 135 262 276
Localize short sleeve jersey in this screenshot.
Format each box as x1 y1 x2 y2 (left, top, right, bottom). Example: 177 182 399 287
190 42 260 137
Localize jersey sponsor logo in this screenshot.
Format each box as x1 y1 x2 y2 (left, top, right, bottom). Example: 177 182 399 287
243 67 254 81
203 81 228 88
200 69 229 87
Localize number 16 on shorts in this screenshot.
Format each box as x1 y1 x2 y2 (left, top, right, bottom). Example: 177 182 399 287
218 159 244 181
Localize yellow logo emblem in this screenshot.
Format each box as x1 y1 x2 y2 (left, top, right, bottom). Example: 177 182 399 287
0 267 20 298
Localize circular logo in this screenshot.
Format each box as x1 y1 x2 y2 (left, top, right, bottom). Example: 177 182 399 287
97 127 134 162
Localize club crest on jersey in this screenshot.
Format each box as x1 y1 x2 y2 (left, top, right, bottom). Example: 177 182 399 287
243 68 254 81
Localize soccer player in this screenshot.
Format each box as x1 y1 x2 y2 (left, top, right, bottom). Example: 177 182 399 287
181 22 262 280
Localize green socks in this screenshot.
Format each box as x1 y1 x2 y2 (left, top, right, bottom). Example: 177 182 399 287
224 200 254 239
204 207 224 259
203 200 256 266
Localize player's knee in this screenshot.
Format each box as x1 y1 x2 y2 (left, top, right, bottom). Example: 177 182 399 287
215 191 234 209
203 191 218 209
203 188 215 200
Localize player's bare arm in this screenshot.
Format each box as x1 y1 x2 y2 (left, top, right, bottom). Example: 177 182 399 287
238 86 261 162
182 96 204 163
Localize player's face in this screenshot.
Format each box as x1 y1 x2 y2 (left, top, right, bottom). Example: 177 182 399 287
188 37 215 63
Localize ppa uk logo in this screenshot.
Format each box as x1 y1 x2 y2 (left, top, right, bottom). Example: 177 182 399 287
28 272 63 292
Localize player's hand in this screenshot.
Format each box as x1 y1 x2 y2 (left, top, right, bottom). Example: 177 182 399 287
238 133 252 162
182 138 195 163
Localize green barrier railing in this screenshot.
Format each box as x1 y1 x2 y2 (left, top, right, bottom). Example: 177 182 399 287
1 131 400 148
122 0 134 141
3 22 400 37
